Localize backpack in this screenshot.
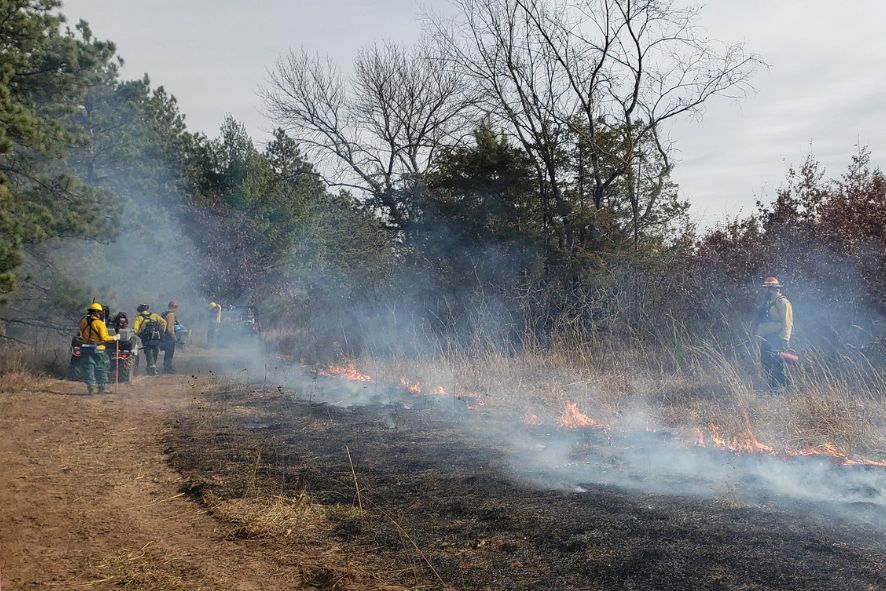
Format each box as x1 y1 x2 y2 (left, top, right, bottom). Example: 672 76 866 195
139 314 162 342
757 294 786 324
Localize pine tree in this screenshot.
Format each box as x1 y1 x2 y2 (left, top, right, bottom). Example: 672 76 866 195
0 0 117 295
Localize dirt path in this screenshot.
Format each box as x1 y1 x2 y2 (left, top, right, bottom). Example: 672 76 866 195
3 350 884 590
0 351 303 590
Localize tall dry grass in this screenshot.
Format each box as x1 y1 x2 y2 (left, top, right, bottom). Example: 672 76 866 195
352 325 886 459
0 343 68 392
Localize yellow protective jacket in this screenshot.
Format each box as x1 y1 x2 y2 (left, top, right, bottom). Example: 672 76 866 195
209 303 222 324
162 309 177 338
756 295 794 342
79 315 113 351
133 312 167 335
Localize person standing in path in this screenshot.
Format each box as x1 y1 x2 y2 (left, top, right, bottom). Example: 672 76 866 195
755 276 794 392
134 304 167 375
78 302 119 394
207 301 222 348
161 300 179 373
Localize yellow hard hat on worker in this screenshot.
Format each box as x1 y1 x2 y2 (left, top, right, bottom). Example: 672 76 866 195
88 302 104 313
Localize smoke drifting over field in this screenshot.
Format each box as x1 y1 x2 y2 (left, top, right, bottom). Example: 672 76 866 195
249 360 886 533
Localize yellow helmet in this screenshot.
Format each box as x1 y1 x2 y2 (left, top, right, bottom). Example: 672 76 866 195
88 302 104 312
208 301 218 309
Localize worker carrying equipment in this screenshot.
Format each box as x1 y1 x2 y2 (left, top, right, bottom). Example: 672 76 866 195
755 276 794 392
134 304 167 375
78 302 119 394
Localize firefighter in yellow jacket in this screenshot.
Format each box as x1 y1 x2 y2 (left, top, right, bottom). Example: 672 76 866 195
79 303 119 394
134 304 167 375
161 300 179 373
756 276 794 391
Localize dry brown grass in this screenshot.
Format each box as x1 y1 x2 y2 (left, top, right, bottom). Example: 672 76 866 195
0 370 53 393
0 345 64 393
90 544 197 591
197 491 410 590
355 334 886 460
209 492 329 540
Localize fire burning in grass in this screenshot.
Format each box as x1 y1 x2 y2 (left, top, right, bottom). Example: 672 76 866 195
556 401 607 430
397 379 449 397
312 361 885 467
319 362 444 399
458 394 486 410
316 363 372 382
693 409 886 468
399 377 422 394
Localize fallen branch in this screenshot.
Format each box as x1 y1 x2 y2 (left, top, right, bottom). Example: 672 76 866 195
377 508 447 589
345 445 363 513
135 492 185 510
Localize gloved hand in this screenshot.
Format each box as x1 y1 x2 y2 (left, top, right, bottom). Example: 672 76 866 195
112 334 120 341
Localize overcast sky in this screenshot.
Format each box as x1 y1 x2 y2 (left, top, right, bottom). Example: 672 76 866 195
62 0 886 227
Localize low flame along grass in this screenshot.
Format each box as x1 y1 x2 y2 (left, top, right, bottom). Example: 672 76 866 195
556 400 607 429
695 410 886 467
316 360 886 468
398 377 422 394
316 363 371 382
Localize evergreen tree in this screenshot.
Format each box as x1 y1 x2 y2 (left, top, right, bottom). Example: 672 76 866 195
0 1 117 295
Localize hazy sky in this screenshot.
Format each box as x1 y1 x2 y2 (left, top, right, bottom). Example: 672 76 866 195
63 0 886 226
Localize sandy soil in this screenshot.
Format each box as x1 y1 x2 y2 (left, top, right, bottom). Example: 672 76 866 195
0 351 305 590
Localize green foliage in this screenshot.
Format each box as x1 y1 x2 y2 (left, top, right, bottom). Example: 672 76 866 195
188 119 393 305
424 125 542 242
0 0 118 295
12 68 210 319
418 124 545 287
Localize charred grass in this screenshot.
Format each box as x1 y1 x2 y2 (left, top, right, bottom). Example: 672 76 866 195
166 383 886 591
166 385 416 590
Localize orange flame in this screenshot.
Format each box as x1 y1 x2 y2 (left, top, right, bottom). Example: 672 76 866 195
317 363 371 382
694 409 886 467
312 360 886 468
399 377 422 394
556 401 606 430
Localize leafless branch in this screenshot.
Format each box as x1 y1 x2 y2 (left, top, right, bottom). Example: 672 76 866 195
262 40 474 229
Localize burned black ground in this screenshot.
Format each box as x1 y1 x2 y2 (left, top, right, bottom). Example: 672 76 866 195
167 385 886 590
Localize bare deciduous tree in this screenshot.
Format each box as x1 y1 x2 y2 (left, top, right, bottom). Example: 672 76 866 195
263 40 472 229
432 0 577 246
432 0 761 248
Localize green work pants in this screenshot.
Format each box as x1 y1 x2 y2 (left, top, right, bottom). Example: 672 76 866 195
162 338 175 372
760 338 789 390
82 349 110 392
142 341 159 371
